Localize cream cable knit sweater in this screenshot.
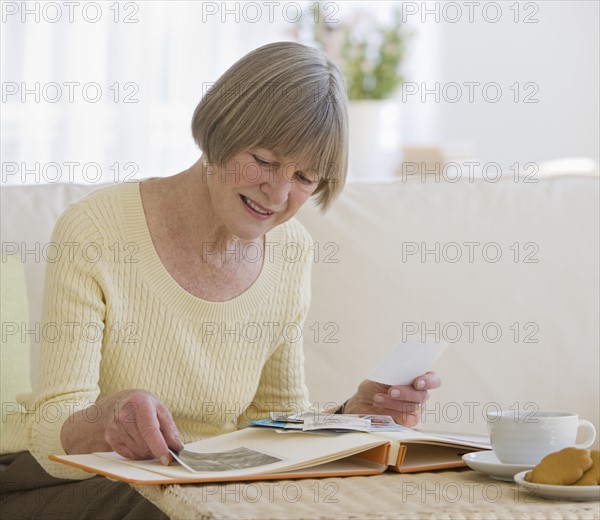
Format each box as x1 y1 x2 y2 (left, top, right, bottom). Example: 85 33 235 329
1 182 313 479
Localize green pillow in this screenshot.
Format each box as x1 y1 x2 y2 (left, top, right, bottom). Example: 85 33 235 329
1 256 32 438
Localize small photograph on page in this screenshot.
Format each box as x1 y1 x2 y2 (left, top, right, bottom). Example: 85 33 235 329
362 416 414 432
170 446 281 473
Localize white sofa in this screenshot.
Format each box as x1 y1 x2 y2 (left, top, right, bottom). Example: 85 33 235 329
1 168 599 441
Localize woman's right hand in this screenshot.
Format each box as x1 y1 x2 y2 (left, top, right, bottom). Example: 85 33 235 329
61 389 184 465
103 389 184 464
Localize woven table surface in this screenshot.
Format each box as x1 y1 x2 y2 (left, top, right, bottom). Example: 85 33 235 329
134 469 600 520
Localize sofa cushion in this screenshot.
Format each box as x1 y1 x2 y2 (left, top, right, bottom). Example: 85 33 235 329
1 174 598 437
0 255 32 437
297 175 599 435
1 182 108 378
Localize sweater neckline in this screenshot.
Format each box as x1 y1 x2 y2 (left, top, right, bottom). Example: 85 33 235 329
117 181 284 320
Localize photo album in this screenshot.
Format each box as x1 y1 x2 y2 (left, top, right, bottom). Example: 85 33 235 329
50 413 490 484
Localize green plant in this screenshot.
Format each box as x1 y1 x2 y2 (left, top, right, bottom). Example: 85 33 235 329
306 4 410 100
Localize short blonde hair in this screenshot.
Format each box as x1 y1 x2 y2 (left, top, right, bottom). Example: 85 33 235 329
191 41 348 212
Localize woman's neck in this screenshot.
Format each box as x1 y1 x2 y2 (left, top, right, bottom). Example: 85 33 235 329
156 161 261 268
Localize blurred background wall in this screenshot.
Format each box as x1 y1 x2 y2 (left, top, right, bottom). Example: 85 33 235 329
1 1 598 184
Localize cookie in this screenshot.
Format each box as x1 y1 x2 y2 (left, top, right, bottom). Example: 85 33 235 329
527 447 593 485
573 450 599 486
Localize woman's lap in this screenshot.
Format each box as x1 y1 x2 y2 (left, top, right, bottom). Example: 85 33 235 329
0 452 168 520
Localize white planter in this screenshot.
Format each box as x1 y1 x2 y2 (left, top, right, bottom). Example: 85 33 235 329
347 99 403 181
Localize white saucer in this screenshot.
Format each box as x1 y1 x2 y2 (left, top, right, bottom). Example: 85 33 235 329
514 470 600 501
462 451 533 481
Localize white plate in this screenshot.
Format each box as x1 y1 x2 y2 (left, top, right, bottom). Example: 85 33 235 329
462 451 533 481
514 470 600 501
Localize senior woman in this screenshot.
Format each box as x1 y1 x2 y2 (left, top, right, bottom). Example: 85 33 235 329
0 42 440 518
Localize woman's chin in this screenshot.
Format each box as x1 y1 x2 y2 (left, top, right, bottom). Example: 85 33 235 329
232 222 271 242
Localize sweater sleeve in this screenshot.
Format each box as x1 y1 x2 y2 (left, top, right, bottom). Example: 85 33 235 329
19 202 106 479
240 221 314 424
240 314 312 423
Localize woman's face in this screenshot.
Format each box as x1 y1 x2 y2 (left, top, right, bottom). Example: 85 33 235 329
205 148 320 240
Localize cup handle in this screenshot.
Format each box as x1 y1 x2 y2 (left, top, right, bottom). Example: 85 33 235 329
574 419 597 449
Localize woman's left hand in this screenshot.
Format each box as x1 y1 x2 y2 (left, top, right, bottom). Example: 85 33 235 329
342 372 442 427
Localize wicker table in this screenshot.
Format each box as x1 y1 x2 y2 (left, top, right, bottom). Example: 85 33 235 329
134 469 600 520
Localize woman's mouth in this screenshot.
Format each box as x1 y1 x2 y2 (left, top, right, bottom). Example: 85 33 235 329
240 195 274 218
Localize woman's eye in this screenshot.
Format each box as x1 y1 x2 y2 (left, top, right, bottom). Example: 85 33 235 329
295 172 315 185
252 155 270 167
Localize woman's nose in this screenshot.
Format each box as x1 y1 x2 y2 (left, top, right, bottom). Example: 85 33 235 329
261 170 292 206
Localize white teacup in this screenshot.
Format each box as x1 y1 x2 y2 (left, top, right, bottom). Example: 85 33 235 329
487 410 596 465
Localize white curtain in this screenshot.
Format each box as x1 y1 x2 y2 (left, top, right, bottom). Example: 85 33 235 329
2 2 598 185
1 1 310 185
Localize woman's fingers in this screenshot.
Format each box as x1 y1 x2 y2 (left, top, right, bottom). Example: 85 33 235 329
111 441 138 461
371 373 443 426
157 405 184 452
373 394 422 412
103 390 181 465
348 376 442 427
368 401 422 427
413 371 442 390
105 418 152 459
394 412 420 428
135 399 174 464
